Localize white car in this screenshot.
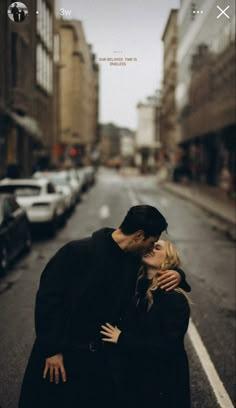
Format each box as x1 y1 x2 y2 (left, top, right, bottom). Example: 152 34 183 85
33 171 74 213
54 171 78 205
83 166 96 188
76 168 88 192
68 169 83 198
0 179 65 235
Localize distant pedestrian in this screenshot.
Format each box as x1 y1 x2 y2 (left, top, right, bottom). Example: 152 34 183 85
101 239 191 407
19 205 191 408
11 3 19 22
19 9 26 22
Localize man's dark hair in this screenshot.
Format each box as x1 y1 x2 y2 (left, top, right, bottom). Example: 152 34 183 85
120 205 168 238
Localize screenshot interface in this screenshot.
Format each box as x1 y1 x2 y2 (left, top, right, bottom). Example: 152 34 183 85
0 1 235 408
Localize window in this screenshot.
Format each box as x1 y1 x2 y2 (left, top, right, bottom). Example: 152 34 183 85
37 0 52 51
37 0 42 34
47 183 56 194
54 34 60 63
36 43 53 93
36 43 42 86
231 15 235 42
0 185 41 197
11 33 18 86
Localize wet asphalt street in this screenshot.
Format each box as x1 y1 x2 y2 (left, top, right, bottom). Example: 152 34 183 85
0 168 235 408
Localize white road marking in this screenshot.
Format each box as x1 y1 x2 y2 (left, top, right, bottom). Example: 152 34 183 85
188 319 234 408
99 205 110 219
127 187 233 407
127 188 139 206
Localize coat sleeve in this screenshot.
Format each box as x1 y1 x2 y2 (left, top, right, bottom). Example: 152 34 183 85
175 267 191 292
34 242 76 358
117 293 190 357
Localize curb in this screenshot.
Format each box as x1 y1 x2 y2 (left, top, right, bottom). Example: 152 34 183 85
163 183 235 241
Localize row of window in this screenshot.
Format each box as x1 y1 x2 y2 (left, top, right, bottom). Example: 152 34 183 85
36 43 53 93
211 15 235 54
37 0 53 51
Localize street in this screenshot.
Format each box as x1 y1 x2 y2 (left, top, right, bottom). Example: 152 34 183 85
0 169 235 408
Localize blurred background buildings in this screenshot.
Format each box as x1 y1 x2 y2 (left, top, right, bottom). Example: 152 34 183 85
0 0 54 178
161 9 180 178
0 0 235 196
0 0 100 178
174 0 235 194
59 19 99 167
99 123 135 168
135 92 162 173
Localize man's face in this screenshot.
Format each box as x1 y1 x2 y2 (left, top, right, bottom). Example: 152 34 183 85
142 240 167 267
134 235 159 255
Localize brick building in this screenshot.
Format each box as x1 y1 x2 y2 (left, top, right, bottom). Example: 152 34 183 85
59 20 99 166
0 0 59 177
161 9 180 171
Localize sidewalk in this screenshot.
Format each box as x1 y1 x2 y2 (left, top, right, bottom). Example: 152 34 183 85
163 182 235 239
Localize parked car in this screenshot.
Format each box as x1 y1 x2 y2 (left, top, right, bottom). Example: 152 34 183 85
49 171 78 206
33 171 74 214
83 166 96 188
0 194 31 274
0 179 65 235
77 168 89 192
68 168 83 199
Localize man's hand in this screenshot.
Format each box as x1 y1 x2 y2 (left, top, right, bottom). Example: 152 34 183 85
157 270 181 291
100 323 121 344
43 353 67 384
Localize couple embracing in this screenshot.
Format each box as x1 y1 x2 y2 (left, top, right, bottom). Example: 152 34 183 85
19 205 191 408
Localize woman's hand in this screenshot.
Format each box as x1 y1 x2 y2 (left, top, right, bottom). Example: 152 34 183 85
43 353 67 384
157 270 181 291
100 323 121 344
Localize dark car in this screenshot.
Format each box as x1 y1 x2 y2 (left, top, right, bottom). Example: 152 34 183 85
0 194 32 274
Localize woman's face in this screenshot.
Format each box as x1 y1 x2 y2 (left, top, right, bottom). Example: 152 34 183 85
142 240 167 269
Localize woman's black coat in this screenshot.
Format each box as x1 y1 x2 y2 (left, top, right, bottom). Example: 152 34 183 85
117 279 191 408
19 228 190 408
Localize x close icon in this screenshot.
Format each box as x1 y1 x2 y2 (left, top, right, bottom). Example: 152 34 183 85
217 5 230 19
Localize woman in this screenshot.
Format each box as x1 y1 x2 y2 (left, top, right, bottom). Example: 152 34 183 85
101 240 191 408
20 9 26 22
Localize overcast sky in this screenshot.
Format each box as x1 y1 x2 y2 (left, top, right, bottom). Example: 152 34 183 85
59 0 180 129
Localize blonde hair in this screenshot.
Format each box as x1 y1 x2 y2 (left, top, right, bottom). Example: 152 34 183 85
139 240 191 305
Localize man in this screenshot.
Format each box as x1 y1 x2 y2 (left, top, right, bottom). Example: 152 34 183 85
11 3 19 22
19 205 190 408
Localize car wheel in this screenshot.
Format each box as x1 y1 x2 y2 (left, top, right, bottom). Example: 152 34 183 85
0 245 8 275
24 229 32 253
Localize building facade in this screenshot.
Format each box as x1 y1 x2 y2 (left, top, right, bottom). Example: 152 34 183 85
176 0 235 193
0 0 58 178
135 93 161 173
51 7 62 165
99 124 135 168
161 9 180 171
59 20 99 166
120 128 135 167
99 123 121 166
35 0 57 168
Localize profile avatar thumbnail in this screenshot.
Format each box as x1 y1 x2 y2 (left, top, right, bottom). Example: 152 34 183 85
7 2 28 23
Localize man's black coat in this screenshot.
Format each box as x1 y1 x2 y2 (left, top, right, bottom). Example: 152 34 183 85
19 228 190 407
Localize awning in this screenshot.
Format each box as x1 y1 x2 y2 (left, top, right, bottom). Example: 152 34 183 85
6 110 43 142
